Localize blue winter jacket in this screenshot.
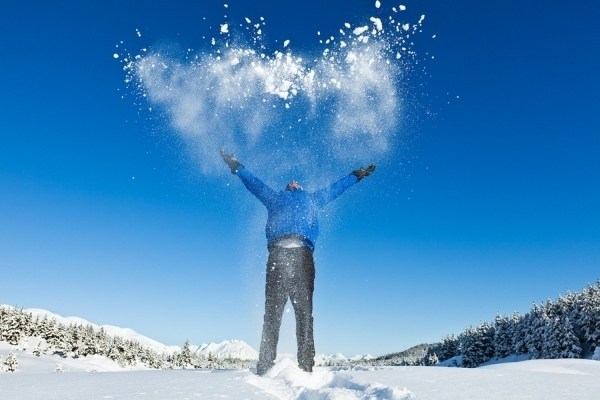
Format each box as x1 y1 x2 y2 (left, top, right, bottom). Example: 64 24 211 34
237 167 358 251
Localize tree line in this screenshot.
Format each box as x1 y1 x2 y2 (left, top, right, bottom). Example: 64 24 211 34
325 281 600 368
431 280 600 367
0 307 253 371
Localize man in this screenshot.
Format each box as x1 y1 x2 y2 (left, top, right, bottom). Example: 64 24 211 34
220 149 375 375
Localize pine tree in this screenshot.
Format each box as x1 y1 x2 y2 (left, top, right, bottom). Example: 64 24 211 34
179 340 193 368
95 327 111 357
509 312 527 355
4 308 22 345
563 319 582 358
3 352 18 372
437 334 459 361
525 303 547 358
459 323 494 368
493 315 512 358
581 282 600 352
0 307 8 342
553 316 582 359
107 336 125 365
36 315 53 342
64 324 82 358
81 324 98 356
33 341 43 357
426 353 439 366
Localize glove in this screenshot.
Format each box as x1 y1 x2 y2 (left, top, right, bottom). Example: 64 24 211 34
352 164 376 181
220 149 243 174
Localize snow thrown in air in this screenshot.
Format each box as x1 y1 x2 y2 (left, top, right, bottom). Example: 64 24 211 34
117 2 428 177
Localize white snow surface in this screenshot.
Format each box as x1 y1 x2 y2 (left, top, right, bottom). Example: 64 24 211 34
2 348 600 400
4 306 600 398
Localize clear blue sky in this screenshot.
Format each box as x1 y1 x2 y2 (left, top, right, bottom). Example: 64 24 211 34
1 0 599 357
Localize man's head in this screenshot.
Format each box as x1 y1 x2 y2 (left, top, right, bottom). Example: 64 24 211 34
286 180 302 191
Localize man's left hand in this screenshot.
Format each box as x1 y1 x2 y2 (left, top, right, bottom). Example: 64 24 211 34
352 164 376 181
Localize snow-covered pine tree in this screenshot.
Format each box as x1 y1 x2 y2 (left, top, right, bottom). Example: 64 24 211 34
46 318 66 351
509 312 527 355
0 307 7 342
3 308 22 345
107 336 126 366
542 315 582 359
459 323 494 367
426 353 439 366
580 281 600 352
36 315 54 343
3 352 18 372
80 324 98 356
33 341 43 357
179 339 193 368
557 291 582 323
20 310 34 338
542 316 561 358
559 316 583 358
437 334 459 361
524 302 547 358
95 327 111 357
63 323 82 358
493 315 513 359
193 351 208 369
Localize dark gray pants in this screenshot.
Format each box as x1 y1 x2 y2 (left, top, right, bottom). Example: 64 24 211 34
256 246 315 375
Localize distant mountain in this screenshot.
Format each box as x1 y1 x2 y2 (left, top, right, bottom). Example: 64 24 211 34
194 340 258 361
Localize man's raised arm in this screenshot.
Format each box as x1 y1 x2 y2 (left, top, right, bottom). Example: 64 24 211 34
313 164 376 207
220 149 276 206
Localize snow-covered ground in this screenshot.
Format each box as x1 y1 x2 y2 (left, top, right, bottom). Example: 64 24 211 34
2 348 600 400
3 306 600 399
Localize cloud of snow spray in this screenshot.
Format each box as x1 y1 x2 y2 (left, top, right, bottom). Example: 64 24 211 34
116 2 428 184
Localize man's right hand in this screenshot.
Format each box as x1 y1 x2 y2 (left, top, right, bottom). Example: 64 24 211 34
220 149 243 174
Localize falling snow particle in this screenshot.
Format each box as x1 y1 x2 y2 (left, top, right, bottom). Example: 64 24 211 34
283 40 290 48
399 5 406 11
375 0 381 8
113 53 119 59
370 17 383 31
353 26 369 35
220 24 229 34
